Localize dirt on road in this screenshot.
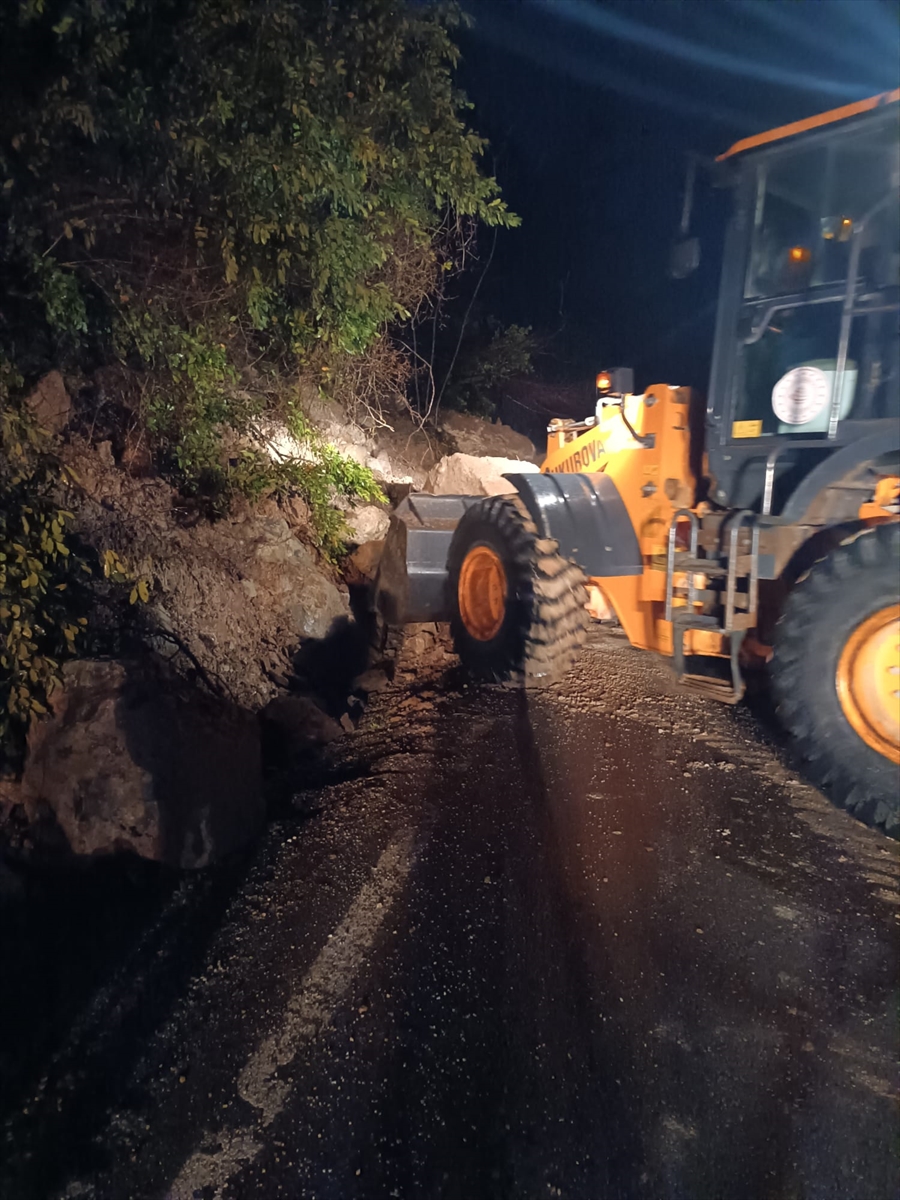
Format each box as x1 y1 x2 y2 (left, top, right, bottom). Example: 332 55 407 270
1 627 897 1200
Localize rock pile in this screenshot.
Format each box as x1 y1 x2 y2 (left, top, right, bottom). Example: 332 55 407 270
19 659 263 867
2 372 544 865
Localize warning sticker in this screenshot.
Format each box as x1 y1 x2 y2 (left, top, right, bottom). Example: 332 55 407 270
772 366 828 425
732 419 763 438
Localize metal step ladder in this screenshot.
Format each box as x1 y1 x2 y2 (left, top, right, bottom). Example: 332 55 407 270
664 509 760 703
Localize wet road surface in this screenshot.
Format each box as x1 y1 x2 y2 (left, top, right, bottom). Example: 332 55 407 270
1 627 898 1199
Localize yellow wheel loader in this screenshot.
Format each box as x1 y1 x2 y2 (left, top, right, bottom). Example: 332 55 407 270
377 91 900 835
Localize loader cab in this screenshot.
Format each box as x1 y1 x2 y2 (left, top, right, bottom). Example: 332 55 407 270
705 93 900 514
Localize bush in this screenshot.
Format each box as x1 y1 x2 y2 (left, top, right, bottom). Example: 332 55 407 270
226 404 387 561
0 363 89 766
0 0 517 759
441 320 536 417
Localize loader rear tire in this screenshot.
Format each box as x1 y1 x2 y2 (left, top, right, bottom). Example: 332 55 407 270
772 522 900 837
448 495 589 685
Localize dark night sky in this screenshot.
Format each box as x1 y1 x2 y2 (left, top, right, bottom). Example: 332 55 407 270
456 0 900 392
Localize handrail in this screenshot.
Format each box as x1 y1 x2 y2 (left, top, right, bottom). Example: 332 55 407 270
723 511 759 632
664 509 699 623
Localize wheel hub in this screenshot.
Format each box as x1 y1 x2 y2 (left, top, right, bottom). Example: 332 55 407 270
458 544 508 641
836 604 900 764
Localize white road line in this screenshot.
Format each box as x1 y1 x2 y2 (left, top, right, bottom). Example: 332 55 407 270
167 828 416 1200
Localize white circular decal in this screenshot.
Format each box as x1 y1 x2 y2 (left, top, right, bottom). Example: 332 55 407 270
771 366 828 425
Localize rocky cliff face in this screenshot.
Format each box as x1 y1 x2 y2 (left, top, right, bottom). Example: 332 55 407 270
62 435 352 711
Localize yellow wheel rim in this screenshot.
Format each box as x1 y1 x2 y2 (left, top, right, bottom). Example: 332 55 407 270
458 545 508 641
836 604 900 764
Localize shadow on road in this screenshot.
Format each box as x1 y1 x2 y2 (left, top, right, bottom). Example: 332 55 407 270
249 685 649 1200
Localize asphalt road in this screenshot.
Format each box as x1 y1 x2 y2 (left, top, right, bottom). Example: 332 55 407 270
2 626 898 1200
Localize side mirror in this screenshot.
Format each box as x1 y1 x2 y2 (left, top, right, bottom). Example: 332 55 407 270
669 236 700 280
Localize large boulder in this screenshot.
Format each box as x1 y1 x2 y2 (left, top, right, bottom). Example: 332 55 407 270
261 694 343 767
25 370 70 434
440 410 536 461
61 435 354 709
20 660 263 867
424 453 540 497
253 517 349 640
344 504 391 545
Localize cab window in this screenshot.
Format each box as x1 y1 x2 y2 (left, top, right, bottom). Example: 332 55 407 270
745 118 900 299
732 113 899 438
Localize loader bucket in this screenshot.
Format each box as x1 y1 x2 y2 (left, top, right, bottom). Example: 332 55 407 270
374 494 483 625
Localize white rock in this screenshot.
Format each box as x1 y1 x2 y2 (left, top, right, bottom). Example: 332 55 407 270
424 453 540 497
338 442 369 466
366 451 415 486
345 505 391 545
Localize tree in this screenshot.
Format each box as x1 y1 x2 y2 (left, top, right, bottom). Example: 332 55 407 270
0 0 517 488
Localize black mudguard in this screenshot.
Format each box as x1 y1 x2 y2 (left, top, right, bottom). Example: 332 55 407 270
506 472 642 576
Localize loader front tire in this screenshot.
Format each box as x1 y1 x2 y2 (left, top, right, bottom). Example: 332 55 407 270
772 522 900 837
448 495 589 685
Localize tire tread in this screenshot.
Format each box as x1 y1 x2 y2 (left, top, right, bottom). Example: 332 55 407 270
772 522 899 837
448 495 590 686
